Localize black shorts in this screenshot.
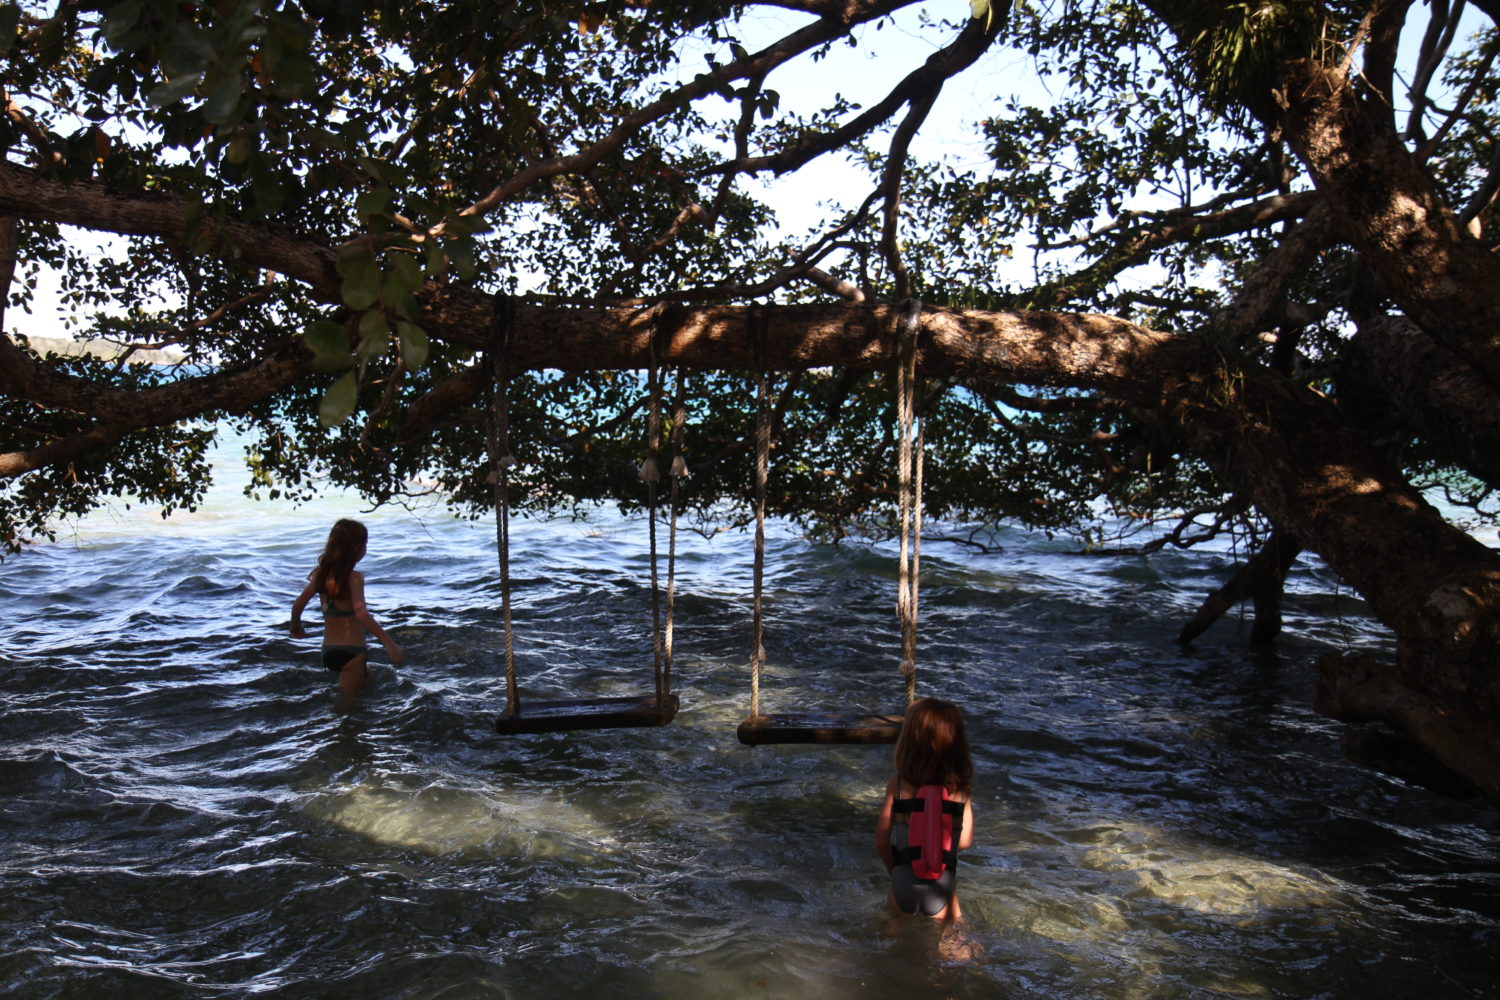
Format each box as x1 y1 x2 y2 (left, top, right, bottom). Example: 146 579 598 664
322 645 367 672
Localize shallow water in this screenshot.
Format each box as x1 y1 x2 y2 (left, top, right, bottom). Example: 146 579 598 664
2 441 1498 999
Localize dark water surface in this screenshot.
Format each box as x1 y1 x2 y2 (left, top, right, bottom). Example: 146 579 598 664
2 454 1498 998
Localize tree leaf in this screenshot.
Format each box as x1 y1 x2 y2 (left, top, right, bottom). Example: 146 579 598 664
302 319 349 359
337 245 379 310
147 73 203 108
252 168 283 214
100 0 142 47
201 73 243 125
396 321 429 370
318 371 359 427
356 311 390 367
355 189 393 219
358 308 388 342
389 251 422 292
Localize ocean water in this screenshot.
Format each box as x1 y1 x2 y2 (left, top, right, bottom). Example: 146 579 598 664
2 437 1498 999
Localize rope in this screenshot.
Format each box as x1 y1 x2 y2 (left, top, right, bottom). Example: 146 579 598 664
488 292 519 717
642 311 665 703
667 360 688 693
895 298 922 703
750 307 771 720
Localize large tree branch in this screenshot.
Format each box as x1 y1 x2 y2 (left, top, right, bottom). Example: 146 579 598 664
0 161 342 298
1213 202 1335 348
0 329 314 476
1278 59 1500 389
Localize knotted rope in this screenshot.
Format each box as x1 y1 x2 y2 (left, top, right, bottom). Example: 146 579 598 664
895 298 924 705
749 306 771 720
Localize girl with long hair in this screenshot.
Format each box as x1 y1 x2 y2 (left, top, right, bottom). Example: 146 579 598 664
874 697 975 920
290 519 402 695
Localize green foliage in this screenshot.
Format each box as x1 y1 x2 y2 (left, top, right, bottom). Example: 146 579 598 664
1175 2 1329 121
5 0 1499 557
0 343 216 552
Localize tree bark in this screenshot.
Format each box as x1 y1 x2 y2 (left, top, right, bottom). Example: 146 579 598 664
1342 313 1500 487
1278 58 1500 390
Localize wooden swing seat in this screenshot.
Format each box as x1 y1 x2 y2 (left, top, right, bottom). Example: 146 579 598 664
737 712 904 746
495 693 680 735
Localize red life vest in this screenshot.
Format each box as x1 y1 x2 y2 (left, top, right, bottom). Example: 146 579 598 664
894 785 963 880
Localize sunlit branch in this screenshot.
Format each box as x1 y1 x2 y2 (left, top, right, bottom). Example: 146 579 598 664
1360 0 1409 109
982 397 1117 448
801 265 864 301
1406 0 1468 144
1213 202 1335 348
604 73 765 296
1036 189 1313 251
1023 191 1317 308
879 89 938 300
0 161 343 298
2 90 65 167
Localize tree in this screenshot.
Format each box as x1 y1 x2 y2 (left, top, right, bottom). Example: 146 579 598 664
3 0 1499 802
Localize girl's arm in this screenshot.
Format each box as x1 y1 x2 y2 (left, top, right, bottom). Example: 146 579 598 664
289 578 317 638
874 773 899 871
957 797 974 851
348 571 404 665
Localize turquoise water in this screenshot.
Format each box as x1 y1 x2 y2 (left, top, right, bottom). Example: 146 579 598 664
2 437 1498 998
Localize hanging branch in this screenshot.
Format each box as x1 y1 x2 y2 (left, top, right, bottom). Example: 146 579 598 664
1405 0 1468 144
1177 528 1303 644
695 10 1005 180
879 92 939 300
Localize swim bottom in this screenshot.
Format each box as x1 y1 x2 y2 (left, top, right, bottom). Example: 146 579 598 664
889 823 957 916
322 645 367 672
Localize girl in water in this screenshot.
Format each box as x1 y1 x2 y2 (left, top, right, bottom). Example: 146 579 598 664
875 697 975 920
290 519 403 696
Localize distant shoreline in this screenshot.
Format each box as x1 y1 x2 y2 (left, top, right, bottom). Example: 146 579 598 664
9 334 185 366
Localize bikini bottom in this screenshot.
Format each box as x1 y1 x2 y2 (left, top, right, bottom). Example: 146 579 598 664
322 645 367 672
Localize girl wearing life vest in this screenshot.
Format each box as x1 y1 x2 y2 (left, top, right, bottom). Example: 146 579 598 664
290 519 403 696
875 697 974 919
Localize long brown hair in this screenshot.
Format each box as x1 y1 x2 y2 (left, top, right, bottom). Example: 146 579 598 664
310 519 367 600
894 697 972 795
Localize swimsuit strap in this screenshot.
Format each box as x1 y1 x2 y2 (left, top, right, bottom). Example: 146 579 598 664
321 594 356 618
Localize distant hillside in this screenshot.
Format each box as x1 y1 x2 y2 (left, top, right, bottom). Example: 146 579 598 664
10 335 186 366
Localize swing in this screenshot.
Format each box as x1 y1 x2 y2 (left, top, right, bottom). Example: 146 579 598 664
489 301 683 734
737 301 928 746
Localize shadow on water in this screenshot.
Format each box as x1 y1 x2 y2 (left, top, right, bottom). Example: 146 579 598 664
1 500 1498 998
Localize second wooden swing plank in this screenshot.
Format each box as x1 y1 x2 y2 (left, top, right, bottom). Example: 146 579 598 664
737 712 903 746
495 693 680 734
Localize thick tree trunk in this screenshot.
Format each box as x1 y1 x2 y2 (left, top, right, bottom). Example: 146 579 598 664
1342 313 1500 488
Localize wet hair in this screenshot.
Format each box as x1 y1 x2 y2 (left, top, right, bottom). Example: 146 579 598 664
310 519 367 600
893 697 972 796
